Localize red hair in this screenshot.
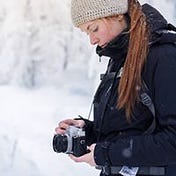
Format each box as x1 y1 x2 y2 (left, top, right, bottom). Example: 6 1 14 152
117 0 150 120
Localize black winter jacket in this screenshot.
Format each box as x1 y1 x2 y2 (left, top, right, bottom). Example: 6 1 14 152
83 3 176 171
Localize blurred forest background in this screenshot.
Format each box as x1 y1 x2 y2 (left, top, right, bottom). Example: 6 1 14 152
0 0 175 176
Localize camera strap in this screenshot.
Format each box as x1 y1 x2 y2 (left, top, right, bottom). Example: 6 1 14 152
140 81 156 134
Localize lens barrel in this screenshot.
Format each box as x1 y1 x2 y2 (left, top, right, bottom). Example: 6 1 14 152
53 134 68 153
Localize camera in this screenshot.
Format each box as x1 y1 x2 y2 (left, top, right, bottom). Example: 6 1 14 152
53 126 87 157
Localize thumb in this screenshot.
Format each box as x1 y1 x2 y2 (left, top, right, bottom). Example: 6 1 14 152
88 144 96 151
74 120 85 128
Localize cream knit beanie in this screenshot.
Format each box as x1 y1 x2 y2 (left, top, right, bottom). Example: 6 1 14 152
71 0 128 27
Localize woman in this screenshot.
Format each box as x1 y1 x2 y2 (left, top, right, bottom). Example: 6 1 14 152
55 0 176 175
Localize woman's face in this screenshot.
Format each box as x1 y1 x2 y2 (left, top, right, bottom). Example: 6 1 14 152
79 15 127 48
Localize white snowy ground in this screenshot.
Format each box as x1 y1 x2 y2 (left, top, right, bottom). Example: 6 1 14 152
0 66 101 176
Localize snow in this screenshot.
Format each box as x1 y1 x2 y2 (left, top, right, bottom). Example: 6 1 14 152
0 58 104 175
0 0 175 176
0 84 99 176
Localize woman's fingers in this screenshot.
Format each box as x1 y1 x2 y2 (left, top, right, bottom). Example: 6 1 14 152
69 144 96 166
55 127 65 134
55 119 85 135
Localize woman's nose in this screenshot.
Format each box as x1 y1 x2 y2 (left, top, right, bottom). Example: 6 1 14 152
89 34 99 45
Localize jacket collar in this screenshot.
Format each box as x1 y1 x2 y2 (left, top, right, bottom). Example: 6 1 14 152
96 31 129 59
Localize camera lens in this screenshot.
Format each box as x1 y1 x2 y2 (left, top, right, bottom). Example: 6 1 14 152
53 134 68 153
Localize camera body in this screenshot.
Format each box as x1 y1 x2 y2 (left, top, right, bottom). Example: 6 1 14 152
53 126 87 157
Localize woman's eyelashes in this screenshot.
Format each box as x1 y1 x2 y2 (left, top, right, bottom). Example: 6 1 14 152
84 25 99 36
91 26 98 33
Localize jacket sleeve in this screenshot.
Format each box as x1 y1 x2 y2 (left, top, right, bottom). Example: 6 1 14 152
94 43 176 167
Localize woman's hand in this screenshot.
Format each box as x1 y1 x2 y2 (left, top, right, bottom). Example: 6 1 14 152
55 119 85 134
69 144 97 167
